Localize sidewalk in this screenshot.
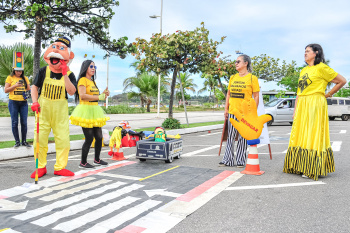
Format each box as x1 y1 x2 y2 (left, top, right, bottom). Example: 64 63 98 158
0 124 224 161
0 111 224 142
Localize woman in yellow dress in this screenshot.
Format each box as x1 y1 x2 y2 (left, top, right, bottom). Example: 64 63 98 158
283 44 346 180
70 60 110 169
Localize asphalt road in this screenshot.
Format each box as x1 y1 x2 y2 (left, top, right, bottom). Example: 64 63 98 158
0 120 349 232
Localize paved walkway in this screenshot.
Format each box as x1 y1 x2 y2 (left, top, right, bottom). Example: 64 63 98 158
0 111 224 141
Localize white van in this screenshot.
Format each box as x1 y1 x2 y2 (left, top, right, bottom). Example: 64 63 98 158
327 97 350 121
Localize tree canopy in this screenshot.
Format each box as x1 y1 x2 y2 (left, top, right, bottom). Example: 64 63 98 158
133 22 225 118
0 0 136 76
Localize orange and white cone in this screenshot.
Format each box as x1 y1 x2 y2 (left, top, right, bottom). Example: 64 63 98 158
111 147 127 161
241 144 264 175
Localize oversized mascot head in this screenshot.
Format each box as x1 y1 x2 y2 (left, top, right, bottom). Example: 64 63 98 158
43 36 75 73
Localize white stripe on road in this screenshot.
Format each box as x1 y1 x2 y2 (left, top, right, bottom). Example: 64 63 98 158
95 173 141 180
25 177 95 198
225 181 325 191
182 145 220 157
39 179 111 202
339 130 346 134
126 172 244 233
82 200 161 233
33 184 143 227
332 141 342 151
53 196 140 232
13 181 126 221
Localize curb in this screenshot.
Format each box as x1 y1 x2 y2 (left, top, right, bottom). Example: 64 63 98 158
0 124 223 161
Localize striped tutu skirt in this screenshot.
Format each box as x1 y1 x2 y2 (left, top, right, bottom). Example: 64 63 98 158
283 93 334 180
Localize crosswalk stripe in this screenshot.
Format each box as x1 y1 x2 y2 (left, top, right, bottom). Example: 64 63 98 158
95 173 141 180
31 184 145 227
0 229 22 233
52 196 140 232
199 132 222 137
82 200 161 233
39 179 111 202
13 181 126 221
25 177 95 198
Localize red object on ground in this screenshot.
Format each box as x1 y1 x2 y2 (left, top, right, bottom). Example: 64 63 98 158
54 169 75 176
121 136 129 147
30 167 47 178
129 135 140 147
108 151 113 156
208 130 211 133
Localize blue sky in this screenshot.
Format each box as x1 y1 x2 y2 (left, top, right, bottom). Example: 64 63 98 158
1 0 350 98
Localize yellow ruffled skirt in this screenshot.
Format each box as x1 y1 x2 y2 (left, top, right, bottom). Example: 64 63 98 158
70 104 110 128
283 93 334 180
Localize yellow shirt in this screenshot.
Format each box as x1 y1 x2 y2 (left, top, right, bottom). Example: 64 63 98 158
297 62 338 96
78 77 99 105
5 75 30 101
228 73 260 114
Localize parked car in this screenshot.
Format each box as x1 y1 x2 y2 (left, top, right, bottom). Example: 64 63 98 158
264 98 296 126
327 97 350 121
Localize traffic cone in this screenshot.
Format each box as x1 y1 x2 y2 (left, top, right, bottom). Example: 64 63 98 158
111 147 127 161
241 144 264 175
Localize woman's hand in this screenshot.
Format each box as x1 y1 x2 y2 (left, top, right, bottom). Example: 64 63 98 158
103 88 110 98
224 111 228 119
325 93 332 98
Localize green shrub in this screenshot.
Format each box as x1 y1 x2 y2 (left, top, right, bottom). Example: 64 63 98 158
101 105 146 114
162 118 181 129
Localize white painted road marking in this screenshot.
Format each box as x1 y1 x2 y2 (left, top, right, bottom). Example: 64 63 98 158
0 199 28 211
53 196 140 232
82 200 162 233
39 179 111 201
13 182 127 221
144 189 182 198
182 145 220 157
332 141 342 151
225 181 325 191
95 172 141 180
25 177 95 198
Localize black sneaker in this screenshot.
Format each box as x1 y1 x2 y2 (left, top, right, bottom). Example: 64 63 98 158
93 159 108 166
14 141 20 148
79 162 95 169
22 141 32 148
218 162 227 167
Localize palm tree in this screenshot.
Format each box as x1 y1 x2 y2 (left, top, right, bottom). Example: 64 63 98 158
0 43 46 87
198 75 219 107
175 72 197 106
123 72 167 112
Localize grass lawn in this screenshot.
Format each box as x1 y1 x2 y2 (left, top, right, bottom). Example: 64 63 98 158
0 121 224 149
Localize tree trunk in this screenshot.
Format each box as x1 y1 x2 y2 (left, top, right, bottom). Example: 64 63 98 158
33 17 43 79
168 68 178 118
146 99 151 112
217 78 227 97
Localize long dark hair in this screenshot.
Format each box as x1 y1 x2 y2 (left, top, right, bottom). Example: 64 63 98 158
11 69 27 87
305 43 325 66
75 60 99 103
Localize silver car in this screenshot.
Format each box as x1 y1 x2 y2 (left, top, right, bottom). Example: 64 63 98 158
264 98 296 126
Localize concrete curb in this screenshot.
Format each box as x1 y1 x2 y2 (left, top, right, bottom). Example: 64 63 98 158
0 124 223 161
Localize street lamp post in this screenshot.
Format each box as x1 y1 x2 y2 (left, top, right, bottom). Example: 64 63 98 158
150 0 163 118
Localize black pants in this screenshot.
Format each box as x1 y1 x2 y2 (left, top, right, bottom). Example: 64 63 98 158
81 127 103 164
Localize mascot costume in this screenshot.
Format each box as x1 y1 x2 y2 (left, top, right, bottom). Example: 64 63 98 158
30 36 77 178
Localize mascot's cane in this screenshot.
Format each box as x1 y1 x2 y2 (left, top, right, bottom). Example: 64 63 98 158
35 111 40 184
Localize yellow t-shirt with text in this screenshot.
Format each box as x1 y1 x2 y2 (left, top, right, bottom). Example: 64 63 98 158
228 73 260 114
5 75 30 101
297 62 338 96
78 77 99 105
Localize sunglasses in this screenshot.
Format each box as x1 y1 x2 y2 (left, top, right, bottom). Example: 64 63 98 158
89 65 97 69
235 60 242 64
